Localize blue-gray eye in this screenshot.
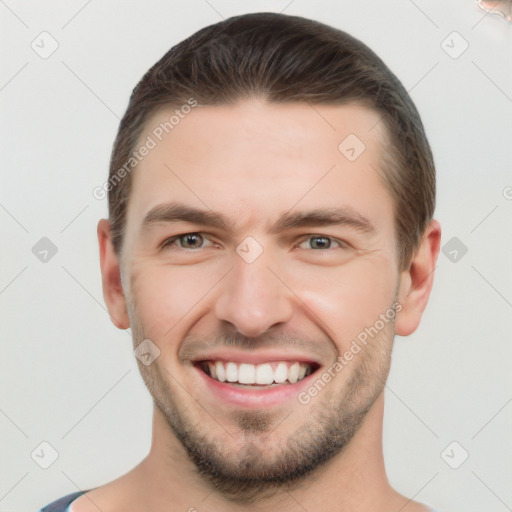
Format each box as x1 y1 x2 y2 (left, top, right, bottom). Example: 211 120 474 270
178 233 204 248
297 236 341 250
308 236 332 249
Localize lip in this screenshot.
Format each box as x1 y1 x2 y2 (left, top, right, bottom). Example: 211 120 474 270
193 360 320 408
191 348 321 366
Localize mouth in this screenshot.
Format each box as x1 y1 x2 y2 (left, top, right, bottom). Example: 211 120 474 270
196 360 317 387
192 357 321 408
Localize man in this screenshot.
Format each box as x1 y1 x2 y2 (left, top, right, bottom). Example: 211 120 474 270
39 12 442 512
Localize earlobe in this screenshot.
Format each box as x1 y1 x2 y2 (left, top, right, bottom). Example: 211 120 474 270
97 219 131 330
395 219 441 336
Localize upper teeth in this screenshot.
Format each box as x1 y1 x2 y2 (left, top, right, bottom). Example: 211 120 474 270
206 361 312 385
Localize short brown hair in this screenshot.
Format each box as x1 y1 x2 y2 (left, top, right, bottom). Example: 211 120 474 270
108 12 435 270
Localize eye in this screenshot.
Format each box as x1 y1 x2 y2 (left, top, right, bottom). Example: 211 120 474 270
297 235 347 250
161 232 213 250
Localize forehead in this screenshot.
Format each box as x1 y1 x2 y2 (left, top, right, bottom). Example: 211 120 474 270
126 100 393 236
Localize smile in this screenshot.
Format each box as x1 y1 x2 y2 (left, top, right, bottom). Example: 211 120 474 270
199 360 316 386
191 351 322 407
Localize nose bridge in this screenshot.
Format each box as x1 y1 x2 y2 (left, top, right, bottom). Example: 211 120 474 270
214 247 293 337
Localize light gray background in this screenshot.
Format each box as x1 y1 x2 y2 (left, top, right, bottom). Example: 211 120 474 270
1 1 511 511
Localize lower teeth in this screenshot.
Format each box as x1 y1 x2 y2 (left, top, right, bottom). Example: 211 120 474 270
229 382 280 388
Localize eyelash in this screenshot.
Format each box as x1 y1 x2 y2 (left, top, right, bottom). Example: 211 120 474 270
160 232 349 251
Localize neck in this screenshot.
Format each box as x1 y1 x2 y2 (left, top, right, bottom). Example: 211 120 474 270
127 392 401 511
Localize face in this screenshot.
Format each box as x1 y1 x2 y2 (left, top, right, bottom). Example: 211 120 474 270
113 100 404 500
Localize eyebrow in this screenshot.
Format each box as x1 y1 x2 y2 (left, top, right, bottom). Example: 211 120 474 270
141 202 376 235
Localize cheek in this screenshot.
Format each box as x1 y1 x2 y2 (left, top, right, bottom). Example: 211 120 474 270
297 257 398 346
128 260 219 340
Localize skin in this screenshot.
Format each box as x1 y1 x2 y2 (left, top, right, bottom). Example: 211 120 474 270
77 100 440 512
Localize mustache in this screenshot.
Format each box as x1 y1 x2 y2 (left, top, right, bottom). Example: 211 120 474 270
178 331 334 362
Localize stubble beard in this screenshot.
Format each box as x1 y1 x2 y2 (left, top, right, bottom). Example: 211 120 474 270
130 317 393 504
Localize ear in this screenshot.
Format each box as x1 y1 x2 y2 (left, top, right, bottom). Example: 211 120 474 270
97 219 131 329
395 219 441 336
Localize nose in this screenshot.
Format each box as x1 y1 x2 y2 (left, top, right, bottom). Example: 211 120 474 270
214 249 294 338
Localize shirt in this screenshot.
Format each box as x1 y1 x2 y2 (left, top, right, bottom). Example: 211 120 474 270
37 491 88 512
